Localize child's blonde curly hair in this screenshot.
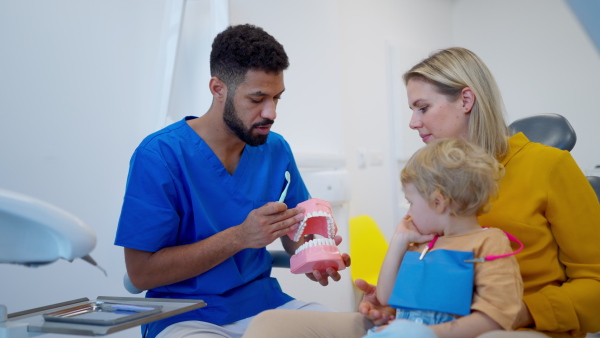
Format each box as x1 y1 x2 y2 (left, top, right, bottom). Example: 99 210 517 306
401 138 504 216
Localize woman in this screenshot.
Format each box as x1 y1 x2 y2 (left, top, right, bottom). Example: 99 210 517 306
243 47 600 338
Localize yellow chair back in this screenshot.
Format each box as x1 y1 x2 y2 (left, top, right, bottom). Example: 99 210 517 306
349 215 389 286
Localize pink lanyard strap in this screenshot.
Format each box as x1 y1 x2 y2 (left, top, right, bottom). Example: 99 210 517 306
419 228 524 263
464 228 523 263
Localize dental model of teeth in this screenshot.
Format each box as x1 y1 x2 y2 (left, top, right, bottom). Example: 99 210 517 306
294 238 336 255
286 198 346 274
290 209 336 242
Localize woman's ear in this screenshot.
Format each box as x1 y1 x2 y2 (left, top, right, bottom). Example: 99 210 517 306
461 87 475 113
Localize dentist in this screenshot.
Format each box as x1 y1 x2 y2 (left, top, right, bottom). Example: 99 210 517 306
115 24 350 338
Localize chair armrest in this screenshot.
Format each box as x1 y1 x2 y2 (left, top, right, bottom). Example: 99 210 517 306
270 250 291 268
587 176 600 201
123 273 144 294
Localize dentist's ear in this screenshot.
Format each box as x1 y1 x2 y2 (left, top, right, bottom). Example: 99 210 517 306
209 77 227 102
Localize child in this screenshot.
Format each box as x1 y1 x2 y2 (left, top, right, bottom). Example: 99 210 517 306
371 138 524 338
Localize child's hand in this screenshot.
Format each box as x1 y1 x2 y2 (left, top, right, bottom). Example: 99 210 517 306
393 215 435 244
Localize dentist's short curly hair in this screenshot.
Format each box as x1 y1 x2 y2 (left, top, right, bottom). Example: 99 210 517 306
210 24 289 92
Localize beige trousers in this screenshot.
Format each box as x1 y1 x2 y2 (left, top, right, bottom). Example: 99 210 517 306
242 309 556 338
243 310 373 338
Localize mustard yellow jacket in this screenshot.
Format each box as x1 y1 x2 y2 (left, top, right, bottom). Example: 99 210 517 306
479 133 600 337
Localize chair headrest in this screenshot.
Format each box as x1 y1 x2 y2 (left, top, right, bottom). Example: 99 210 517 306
508 114 577 151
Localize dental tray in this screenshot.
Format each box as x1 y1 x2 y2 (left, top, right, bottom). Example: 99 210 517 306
43 301 162 326
8 296 206 336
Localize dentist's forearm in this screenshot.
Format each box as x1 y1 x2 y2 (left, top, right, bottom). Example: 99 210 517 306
125 226 246 290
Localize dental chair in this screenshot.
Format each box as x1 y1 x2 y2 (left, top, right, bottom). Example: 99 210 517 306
587 176 600 202
270 250 291 268
508 113 577 151
348 215 388 286
348 215 388 309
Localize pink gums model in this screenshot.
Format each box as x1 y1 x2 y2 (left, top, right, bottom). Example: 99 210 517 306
286 198 346 274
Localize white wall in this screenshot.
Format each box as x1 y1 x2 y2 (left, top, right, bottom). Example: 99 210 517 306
230 0 347 161
336 0 455 238
453 0 600 173
167 0 228 125
0 1 180 337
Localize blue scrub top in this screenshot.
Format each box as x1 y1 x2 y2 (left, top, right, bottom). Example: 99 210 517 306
115 117 310 337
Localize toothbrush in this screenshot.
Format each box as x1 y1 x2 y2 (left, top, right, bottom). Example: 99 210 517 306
278 171 291 203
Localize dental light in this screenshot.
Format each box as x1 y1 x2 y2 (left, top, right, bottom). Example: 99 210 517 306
0 188 100 338
0 188 206 337
0 188 97 267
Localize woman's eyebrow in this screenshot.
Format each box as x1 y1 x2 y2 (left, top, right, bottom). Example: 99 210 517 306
411 99 425 107
410 99 426 108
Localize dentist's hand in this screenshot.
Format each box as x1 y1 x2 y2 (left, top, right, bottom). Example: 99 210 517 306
237 202 304 249
305 235 351 286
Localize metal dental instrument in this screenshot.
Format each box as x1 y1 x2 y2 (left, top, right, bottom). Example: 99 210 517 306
81 254 108 277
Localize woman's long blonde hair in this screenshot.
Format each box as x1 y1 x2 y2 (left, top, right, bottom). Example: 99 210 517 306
403 47 509 160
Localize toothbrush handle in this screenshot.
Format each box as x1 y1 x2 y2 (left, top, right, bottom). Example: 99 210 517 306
278 184 289 203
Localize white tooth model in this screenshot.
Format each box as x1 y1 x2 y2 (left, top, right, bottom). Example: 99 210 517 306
286 198 345 274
